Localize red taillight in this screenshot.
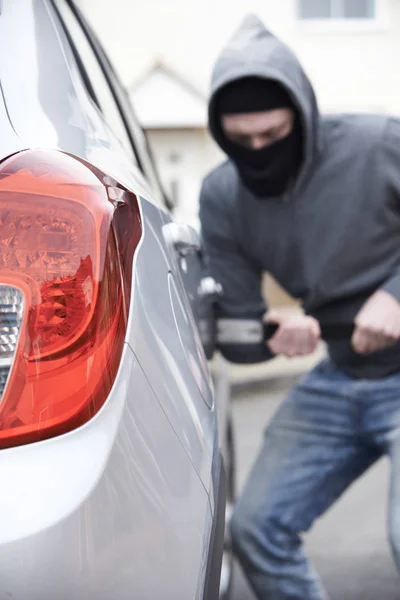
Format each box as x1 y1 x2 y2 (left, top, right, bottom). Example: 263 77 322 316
0 149 142 448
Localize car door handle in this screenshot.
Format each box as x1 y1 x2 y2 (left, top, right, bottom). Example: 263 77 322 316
163 222 201 255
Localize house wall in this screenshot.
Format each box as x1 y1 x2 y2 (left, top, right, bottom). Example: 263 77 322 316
146 128 221 228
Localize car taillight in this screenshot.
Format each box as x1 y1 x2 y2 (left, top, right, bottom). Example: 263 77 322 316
0 286 24 398
0 149 142 448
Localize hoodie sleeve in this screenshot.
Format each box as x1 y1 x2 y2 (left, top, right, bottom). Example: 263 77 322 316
380 118 400 301
199 174 273 364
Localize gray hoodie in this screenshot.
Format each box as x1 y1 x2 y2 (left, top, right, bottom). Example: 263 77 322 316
200 14 400 378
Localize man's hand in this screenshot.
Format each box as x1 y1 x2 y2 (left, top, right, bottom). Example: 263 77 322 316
265 310 321 358
352 290 400 354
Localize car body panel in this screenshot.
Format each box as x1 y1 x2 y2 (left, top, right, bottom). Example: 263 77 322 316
0 345 212 600
125 199 216 487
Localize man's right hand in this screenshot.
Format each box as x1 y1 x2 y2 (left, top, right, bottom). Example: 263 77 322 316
265 310 321 358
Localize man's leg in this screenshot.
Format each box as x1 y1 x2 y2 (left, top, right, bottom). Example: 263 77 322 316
388 439 400 570
230 360 381 600
362 372 400 571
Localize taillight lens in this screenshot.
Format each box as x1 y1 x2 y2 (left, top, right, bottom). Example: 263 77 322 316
0 149 142 448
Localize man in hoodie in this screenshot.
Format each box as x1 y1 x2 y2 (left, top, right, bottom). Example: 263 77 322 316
200 14 400 600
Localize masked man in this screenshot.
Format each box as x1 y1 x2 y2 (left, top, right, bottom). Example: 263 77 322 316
200 14 400 600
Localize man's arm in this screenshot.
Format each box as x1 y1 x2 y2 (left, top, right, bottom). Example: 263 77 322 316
378 118 400 300
199 174 321 361
199 175 272 363
353 118 400 354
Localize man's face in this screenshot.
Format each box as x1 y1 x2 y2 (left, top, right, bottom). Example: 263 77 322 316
221 108 295 151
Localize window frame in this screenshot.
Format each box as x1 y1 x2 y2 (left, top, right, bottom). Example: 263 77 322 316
296 0 388 33
299 0 375 20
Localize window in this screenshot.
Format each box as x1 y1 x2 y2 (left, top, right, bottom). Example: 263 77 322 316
76 10 170 208
299 0 375 19
54 0 135 159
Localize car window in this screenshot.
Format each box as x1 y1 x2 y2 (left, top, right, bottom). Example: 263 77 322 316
77 12 170 210
96 44 169 208
53 0 136 162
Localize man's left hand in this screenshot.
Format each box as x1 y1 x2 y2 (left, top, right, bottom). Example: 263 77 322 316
352 290 400 354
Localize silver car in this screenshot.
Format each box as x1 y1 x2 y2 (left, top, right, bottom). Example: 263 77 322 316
0 1 234 598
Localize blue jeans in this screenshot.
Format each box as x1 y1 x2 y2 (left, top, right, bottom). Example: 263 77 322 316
230 359 400 599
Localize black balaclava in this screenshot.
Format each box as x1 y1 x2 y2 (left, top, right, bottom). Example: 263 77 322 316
216 77 303 197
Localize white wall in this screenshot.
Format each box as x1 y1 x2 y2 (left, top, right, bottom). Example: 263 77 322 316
147 129 221 228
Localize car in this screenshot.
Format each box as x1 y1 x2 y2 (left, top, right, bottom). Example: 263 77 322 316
0 1 235 598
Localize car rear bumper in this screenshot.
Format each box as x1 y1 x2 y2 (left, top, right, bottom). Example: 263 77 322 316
0 345 212 600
